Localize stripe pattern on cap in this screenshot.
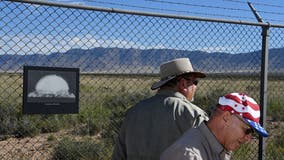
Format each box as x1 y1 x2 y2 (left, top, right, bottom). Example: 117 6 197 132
218 93 260 123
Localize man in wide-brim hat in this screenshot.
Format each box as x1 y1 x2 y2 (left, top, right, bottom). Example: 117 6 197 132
151 58 206 100
112 58 208 160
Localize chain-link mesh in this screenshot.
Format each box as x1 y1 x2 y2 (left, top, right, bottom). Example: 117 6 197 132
0 0 283 159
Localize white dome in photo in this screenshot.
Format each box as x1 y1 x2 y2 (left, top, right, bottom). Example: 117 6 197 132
28 74 75 98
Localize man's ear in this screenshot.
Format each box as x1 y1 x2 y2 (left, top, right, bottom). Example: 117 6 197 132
222 111 231 123
183 79 187 88
177 78 185 90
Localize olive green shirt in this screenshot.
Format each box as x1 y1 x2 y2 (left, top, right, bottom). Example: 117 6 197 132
112 89 208 160
160 122 231 160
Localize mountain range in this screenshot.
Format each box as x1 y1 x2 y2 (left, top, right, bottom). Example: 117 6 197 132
0 47 283 74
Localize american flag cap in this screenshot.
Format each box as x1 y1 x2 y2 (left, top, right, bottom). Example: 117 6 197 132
218 93 268 137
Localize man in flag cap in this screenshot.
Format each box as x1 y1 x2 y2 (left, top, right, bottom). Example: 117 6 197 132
160 92 268 160
112 58 208 160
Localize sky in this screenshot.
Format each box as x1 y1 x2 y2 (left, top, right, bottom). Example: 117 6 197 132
1 0 284 55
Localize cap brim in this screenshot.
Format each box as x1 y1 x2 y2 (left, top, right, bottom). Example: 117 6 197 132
245 118 268 137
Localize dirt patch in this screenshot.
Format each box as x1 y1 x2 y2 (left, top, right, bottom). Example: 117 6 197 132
0 130 69 160
0 121 282 160
0 127 102 160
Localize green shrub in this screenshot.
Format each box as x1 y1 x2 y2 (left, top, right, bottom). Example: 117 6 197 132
231 142 257 160
0 103 43 138
14 116 40 138
38 115 63 133
266 123 284 160
47 134 57 141
267 100 284 121
194 87 228 116
0 104 18 135
101 90 151 143
76 104 112 136
52 137 105 160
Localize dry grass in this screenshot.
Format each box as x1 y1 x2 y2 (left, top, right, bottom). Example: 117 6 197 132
0 73 283 159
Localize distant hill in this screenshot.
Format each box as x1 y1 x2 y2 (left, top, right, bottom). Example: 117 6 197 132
0 47 283 74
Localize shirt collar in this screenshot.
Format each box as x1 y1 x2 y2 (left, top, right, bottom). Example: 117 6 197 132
156 89 187 101
199 122 228 157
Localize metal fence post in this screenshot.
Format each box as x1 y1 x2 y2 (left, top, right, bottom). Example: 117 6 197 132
247 3 270 160
259 25 269 160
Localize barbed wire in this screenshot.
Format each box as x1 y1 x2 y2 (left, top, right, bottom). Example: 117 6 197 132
44 0 284 23
147 0 284 16
146 0 250 12
85 0 256 20
85 0 284 23
223 0 284 8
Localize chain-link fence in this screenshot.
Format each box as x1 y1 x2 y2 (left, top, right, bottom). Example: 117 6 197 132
0 0 283 159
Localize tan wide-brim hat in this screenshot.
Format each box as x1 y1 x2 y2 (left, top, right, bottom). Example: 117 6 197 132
151 58 206 90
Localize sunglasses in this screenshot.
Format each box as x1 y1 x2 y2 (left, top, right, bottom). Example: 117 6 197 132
244 127 255 135
183 78 199 86
233 114 255 135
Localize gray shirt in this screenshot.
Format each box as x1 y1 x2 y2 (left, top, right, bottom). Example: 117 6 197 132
160 122 231 160
112 89 208 160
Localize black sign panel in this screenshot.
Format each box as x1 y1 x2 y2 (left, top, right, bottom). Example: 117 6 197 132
23 66 79 114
